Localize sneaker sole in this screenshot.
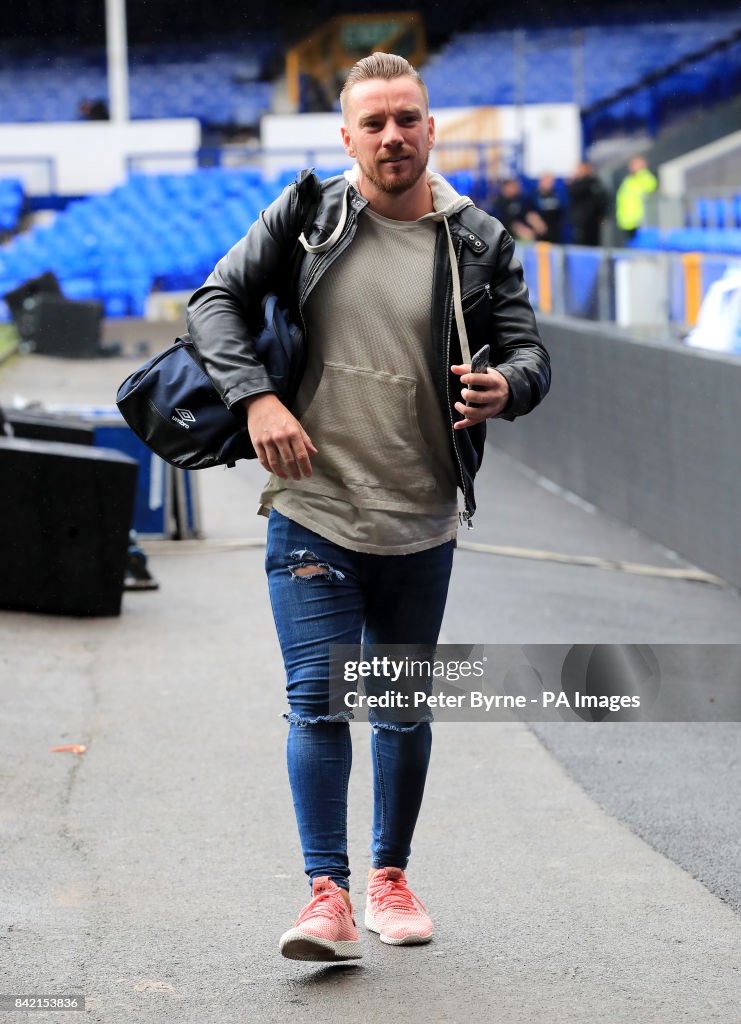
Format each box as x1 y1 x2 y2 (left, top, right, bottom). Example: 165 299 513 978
279 929 363 962
364 910 433 945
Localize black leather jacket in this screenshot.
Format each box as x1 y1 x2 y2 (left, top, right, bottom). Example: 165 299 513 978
186 174 550 523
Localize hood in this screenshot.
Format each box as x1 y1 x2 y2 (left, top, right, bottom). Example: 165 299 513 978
424 171 474 219
300 164 473 255
343 164 472 219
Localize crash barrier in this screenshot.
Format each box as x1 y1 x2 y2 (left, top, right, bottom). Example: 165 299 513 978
522 242 741 343
490 314 741 589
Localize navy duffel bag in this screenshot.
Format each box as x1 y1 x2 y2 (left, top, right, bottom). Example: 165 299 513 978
116 294 304 470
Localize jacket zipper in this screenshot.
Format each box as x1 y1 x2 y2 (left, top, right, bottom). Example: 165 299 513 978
445 237 473 529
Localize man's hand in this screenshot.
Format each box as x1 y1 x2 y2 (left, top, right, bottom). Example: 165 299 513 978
241 393 317 480
511 220 536 241
450 363 510 428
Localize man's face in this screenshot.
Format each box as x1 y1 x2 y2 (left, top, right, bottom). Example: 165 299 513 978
340 76 434 197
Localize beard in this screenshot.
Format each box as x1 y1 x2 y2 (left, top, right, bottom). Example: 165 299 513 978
358 148 429 195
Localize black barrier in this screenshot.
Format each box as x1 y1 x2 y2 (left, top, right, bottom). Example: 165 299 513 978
0 438 137 616
490 314 741 590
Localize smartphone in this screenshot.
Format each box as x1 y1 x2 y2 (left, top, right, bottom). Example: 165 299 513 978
466 344 490 406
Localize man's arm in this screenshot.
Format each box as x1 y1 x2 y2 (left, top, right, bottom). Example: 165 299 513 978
185 183 305 411
452 232 550 427
525 209 548 237
509 218 537 241
187 182 320 478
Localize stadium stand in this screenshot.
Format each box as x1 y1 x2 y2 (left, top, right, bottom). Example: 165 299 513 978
692 195 741 230
582 29 741 144
0 37 278 129
0 169 322 317
422 16 740 137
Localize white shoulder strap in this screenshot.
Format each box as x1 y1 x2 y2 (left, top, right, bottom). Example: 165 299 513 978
443 217 471 365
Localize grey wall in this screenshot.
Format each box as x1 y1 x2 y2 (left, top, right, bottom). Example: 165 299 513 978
686 145 741 191
491 314 741 589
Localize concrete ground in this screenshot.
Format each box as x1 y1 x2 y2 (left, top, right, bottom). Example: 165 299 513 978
1 342 740 1024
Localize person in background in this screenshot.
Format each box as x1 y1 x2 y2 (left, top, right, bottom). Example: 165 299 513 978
494 178 548 242
616 155 657 243
536 173 563 243
567 161 609 246
78 98 109 120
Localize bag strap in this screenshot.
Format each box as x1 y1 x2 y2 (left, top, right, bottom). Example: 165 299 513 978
285 168 322 313
443 217 472 366
295 167 322 230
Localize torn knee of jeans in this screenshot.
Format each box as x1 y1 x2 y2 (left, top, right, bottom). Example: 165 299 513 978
371 715 432 733
283 711 354 726
287 548 345 582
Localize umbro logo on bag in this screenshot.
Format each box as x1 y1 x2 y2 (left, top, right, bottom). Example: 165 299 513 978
172 407 195 429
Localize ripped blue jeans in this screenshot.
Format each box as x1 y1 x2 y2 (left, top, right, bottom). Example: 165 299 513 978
265 509 455 894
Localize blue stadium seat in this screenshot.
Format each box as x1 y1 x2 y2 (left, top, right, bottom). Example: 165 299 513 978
0 167 290 315
0 178 24 232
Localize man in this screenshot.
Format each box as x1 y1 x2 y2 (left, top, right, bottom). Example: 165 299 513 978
186 52 550 962
493 177 548 242
536 173 564 244
616 155 657 243
567 161 608 247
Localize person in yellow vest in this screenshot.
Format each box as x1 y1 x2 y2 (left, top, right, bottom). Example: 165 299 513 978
616 155 657 242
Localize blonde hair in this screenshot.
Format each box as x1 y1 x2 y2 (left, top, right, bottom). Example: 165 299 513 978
340 51 429 121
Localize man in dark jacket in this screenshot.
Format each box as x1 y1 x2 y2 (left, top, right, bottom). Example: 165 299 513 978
567 161 609 246
187 51 550 963
536 173 564 243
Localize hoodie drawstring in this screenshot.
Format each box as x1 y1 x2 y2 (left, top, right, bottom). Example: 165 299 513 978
299 186 349 254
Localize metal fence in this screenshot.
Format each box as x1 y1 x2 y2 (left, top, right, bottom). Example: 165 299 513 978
519 240 741 333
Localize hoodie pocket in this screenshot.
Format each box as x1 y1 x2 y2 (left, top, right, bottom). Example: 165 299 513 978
299 361 438 498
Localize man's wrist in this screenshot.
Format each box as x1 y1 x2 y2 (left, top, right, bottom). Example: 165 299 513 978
240 391 278 413
494 368 513 414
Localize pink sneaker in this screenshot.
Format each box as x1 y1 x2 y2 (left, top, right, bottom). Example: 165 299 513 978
279 877 363 961
365 867 433 945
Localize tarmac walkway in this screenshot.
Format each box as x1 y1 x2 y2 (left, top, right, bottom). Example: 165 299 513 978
1 345 740 1023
